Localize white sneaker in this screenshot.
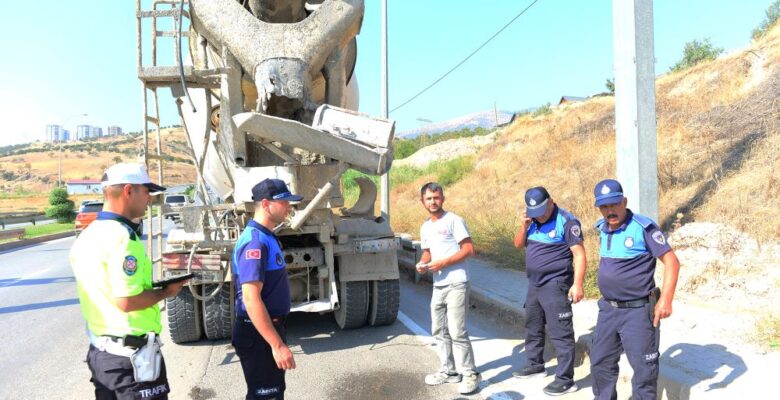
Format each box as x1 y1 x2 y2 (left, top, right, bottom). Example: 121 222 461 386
424 371 462 386
458 373 481 394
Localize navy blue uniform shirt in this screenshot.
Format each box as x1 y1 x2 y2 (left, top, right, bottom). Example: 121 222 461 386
596 210 672 301
232 220 291 318
525 206 584 287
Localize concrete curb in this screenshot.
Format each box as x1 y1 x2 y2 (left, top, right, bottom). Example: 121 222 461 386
0 231 74 252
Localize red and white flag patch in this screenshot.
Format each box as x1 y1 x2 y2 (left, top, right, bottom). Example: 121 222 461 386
245 249 261 260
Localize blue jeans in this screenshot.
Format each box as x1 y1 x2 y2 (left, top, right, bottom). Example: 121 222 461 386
431 282 477 375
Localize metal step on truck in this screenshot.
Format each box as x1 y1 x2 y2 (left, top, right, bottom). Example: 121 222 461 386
135 0 400 343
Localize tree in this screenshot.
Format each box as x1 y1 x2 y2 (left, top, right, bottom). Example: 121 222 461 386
752 0 780 39
669 38 724 72
45 187 76 223
605 78 615 94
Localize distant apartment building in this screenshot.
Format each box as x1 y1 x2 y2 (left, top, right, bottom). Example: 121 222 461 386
45 125 71 142
76 125 103 140
107 125 123 136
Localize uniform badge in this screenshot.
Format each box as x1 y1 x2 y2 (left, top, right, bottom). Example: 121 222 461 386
652 231 666 245
570 225 581 238
548 230 557 238
276 253 284 266
245 249 261 260
624 237 634 248
123 255 138 276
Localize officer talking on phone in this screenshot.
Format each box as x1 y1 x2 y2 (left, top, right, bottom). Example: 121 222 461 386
71 163 189 399
512 187 586 396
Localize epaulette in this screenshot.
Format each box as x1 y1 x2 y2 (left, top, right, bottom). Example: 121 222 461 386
631 214 655 229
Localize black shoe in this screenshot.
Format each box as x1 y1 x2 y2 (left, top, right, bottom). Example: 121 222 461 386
543 380 578 396
512 365 547 379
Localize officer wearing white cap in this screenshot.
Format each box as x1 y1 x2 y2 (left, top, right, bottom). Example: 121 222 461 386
512 187 586 396
589 179 680 400
232 178 300 399
70 163 188 399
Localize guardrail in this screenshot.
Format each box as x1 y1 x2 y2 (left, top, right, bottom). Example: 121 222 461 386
0 213 49 229
0 228 26 241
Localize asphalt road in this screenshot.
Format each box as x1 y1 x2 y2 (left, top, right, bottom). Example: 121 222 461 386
0 219 595 400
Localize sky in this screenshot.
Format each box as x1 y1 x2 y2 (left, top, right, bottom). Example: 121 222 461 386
0 0 774 146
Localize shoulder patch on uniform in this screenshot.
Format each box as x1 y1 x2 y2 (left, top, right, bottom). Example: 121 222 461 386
245 249 261 260
276 253 284 266
651 230 666 245
570 224 582 238
123 255 138 276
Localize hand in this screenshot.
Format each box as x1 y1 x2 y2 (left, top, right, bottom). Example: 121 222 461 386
568 285 584 304
162 279 188 298
272 344 296 370
415 262 429 274
521 210 533 228
426 259 446 273
653 298 673 327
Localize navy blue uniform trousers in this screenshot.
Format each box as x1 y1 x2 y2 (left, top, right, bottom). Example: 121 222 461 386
590 298 660 400
86 345 170 400
524 278 575 384
233 317 287 400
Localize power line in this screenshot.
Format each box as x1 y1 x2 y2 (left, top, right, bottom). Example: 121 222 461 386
389 0 542 114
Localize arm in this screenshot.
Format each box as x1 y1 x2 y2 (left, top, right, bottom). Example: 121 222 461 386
243 281 296 370
653 249 680 327
115 281 187 312
426 238 475 273
513 211 533 248
567 243 587 303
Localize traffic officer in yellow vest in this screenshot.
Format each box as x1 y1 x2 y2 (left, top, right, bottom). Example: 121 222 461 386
71 163 188 399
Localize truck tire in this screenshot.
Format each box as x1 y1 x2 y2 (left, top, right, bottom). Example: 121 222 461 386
166 286 203 343
368 279 400 326
334 281 368 329
203 284 232 340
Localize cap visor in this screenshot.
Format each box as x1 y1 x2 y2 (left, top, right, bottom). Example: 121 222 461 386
143 182 167 194
526 205 546 218
281 194 303 202
594 195 623 207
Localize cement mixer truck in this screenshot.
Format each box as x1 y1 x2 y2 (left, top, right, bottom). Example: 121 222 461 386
135 0 400 343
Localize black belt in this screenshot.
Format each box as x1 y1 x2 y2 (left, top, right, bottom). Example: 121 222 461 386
105 334 148 349
605 297 650 308
242 316 287 325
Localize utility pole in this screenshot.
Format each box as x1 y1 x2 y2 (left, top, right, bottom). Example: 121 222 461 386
380 0 390 218
494 101 499 127
613 0 658 221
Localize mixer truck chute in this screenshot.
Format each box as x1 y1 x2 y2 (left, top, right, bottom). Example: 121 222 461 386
135 0 400 343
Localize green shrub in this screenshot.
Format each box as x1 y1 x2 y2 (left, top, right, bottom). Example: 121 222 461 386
45 187 75 223
752 0 780 39
393 139 419 160
533 103 552 117
424 156 474 187
670 38 723 72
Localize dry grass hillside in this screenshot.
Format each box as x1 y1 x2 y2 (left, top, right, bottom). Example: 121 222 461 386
0 128 196 212
387 24 780 316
